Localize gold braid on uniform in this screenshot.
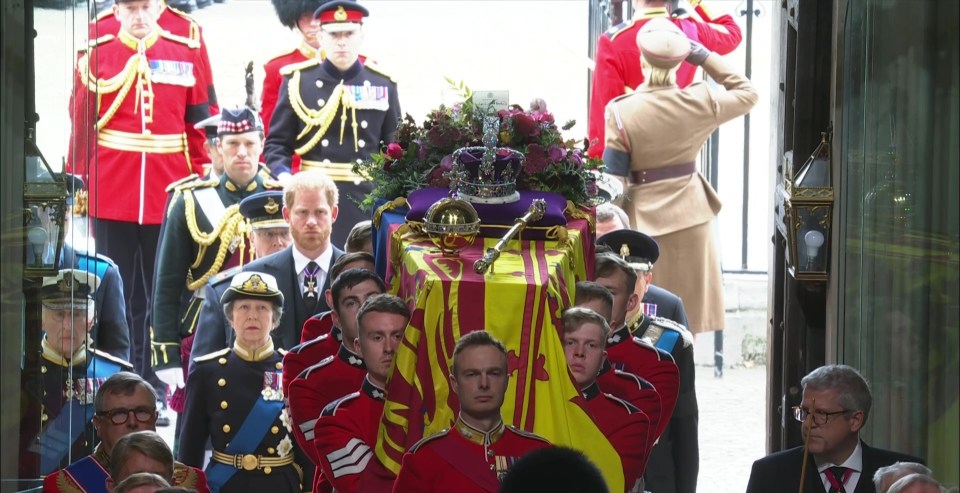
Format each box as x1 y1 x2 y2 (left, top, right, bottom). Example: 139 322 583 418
288 70 346 156
182 194 247 291
77 50 153 130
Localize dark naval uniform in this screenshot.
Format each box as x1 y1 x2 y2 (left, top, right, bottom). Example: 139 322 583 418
152 172 281 371
392 418 551 493
315 377 396 493
264 57 401 246
288 345 366 493
281 321 341 396
42 443 210 493
630 314 698 493
179 341 304 493
19 342 132 478
61 244 130 361
581 381 652 492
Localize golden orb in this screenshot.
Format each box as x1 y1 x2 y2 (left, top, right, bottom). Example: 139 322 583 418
422 198 480 256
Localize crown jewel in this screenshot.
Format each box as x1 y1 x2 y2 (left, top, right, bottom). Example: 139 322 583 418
450 117 523 204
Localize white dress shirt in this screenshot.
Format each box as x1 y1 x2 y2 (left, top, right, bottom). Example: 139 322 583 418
292 245 333 298
818 441 863 492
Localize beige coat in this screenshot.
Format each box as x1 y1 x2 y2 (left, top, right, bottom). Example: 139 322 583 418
604 55 758 237
603 54 758 333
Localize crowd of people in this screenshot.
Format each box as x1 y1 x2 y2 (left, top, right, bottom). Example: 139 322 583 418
18 0 954 492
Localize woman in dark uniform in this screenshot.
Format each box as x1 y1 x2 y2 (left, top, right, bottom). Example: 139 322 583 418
178 271 303 492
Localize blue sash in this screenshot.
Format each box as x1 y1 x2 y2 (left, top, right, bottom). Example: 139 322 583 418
36 356 121 474
75 255 110 281
654 330 680 353
205 396 284 493
62 455 109 493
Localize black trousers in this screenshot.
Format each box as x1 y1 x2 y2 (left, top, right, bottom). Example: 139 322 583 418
93 218 164 393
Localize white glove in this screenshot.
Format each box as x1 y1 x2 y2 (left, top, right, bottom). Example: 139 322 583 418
155 367 185 390
277 172 293 185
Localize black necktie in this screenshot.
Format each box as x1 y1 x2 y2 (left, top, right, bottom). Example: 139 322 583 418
303 261 320 312
825 466 849 493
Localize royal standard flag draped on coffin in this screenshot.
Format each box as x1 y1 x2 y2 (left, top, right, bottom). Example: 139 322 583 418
374 219 623 491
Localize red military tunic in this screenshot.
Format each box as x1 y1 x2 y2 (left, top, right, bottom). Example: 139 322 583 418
42 444 210 493
605 325 680 445
67 29 208 225
261 41 317 174
314 377 397 493
597 361 663 450
392 418 551 493
582 381 652 491
89 2 218 114
287 345 366 492
587 6 742 157
281 322 340 396
300 310 335 344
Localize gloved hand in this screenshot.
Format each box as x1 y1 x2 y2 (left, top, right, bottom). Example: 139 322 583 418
277 172 293 185
155 367 185 390
686 39 711 66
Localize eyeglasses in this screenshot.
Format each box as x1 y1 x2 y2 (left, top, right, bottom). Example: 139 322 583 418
792 406 850 425
96 407 157 425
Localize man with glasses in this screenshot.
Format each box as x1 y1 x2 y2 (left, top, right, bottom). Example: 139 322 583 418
264 0 401 248
42 372 209 492
746 365 922 493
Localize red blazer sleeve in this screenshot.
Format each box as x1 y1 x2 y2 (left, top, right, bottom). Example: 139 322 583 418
695 14 743 56
288 376 326 466
184 48 210 175
66 54 96 177
261 62 283 136
588 34 625 158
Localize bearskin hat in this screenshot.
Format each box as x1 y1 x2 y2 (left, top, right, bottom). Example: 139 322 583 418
271 0 327 29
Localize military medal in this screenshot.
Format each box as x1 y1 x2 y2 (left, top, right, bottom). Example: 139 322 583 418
261 371 283 401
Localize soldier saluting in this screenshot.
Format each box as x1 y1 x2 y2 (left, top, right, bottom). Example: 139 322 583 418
264 0 401 247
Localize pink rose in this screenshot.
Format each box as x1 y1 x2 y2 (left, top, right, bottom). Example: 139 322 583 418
386 142 404 160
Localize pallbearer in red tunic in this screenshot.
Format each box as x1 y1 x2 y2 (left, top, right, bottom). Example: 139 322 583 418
561 307 652 492
392 332 551 493
287 269 386 493
314 294 411 493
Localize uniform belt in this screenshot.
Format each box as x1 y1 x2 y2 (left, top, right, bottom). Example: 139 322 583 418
211 450 294 472
98 129 187 154
300 160 364 182
630 161 696 185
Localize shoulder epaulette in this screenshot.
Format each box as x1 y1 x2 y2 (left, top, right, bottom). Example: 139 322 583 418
279 58 320 76
194 347 231 363
160 30 200 49
408 429 450 452
505 425 551 443
321 391 360 417
263 178 283 190
649 315 694 348
300 355 335 379
363 60 396 82
176 176 219 192
173 462 203 490
91 349 133 369
210 266 243 286
603 392 641 414
165 173 200 192
165 5 200 28
95 9 113 21
609 92 634 105
89 34 115 48
607 19 640 40
278 348 288 357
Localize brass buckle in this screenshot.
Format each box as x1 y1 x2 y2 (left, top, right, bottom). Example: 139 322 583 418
238 454 259 471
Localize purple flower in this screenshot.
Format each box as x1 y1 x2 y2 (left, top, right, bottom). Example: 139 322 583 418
570 149 584 168
547 145 566 164
524 144 549 175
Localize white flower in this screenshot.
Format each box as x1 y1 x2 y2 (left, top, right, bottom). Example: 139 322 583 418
280 408 293 433
277 436 293 457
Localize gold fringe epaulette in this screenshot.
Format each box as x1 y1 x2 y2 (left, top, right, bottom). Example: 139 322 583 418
267 46 299 62
163 4 202 42
263 178 284 190
363 60 396 82
160 30 200 49
166 173 201 193
176 176 218 191
279 58 320 76
89 34 115 48
90 348 134 370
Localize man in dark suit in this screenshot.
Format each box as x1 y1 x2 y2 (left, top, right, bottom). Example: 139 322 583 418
189 169 344 363
746 365 923 493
